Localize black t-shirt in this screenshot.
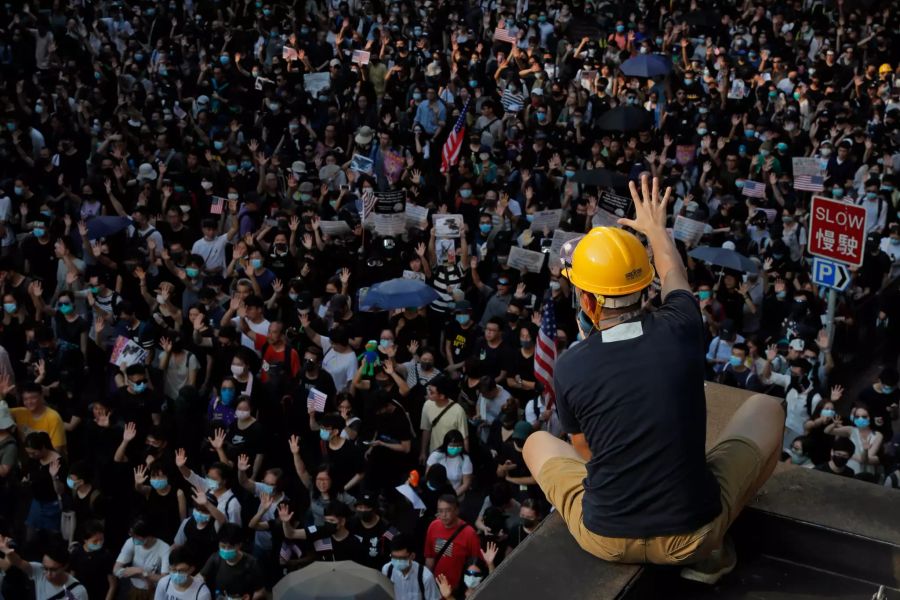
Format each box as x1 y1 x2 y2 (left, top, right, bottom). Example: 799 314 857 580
473 339 511 379
554 290 722 538
814 462 855 478
349 517 389 569
70 546 116 600
199 552 264 597
445 321 482 363
226 420 265 464
323 440 365 493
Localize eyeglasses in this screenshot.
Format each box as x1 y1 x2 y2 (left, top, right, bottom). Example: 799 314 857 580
464 570 482 576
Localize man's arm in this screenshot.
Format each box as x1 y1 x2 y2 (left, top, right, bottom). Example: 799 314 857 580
618 174 688 299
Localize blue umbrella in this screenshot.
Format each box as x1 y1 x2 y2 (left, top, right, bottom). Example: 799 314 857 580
359 278 440 311
619 55 672 78
85 216 132 240
688 246 759 274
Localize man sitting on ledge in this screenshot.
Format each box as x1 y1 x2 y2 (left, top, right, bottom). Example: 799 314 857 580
523 174 785 584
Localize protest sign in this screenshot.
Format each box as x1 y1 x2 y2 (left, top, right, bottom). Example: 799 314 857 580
673 215 707 246
507 246 545 273
529 209 563 232
110 336 148 368
433 214 463 238
351 49 370 65
303 72 330 95
317 220 351 236
404 204 428 229
598 190 634 218
374 189 406 214
350 153 374 174
307 388 328 412
371 214 406 236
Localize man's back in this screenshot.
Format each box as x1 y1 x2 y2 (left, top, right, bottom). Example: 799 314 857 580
554 290 722 538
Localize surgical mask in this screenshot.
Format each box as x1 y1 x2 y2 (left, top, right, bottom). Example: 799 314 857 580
241 160 253 170
521 339 534 349
759 149 770 157
58 302 73 315
464 575 483 589
391 558 410 571
86 542 103 552
821 408 836 418
132 381 147 393
883 385 895 394
469 79 479 88
66 477 77 490
684 78 693 86
459 188 472 198
479 223 492 234
319 429 331 441
230 365 245 377
219 55 230 65
447 446 462 457
150 478 168 490
565 169 576 178
257 482 274 495
2 303 15 313
853 417 870 428
220 388 236 405
228 192 240 200
33 227 45 238
866 192 877 200
193 509 211 523
201 181 214 191
170 572 189 585
728 356 743 368
820 148 832 157
186 267 200 278
455 314 470 325
698 290 712 301
133 538 145 546
793 91 801 100
549 280 561 291
34 103 43 114
413 92 422 101
616 25 625 33
697 128 708 136
832 188 843 198
226 164 238 173
788 449 806 464
536 112 546 122
776 143 788 153
206 478 220 491
744 129 755 138
251 258 263 270
219 548 237 561
235 409 251 420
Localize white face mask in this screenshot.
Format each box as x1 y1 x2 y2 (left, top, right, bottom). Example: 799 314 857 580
235 409 251 420
201 181 213 190
464 575 483 589
231 364 245 376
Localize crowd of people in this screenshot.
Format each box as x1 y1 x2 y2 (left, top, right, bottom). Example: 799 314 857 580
0 0 899 598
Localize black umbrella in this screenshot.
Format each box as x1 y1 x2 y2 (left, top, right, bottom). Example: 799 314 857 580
595 106 652 132
688 246 759 274
569 168 629 189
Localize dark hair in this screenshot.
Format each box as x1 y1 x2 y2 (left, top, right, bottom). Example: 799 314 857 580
487 482 512 507
324 500 352 519
217 523 243 546
25 431 53 451
436 493 459 509
44 539 70 566
68 461 91 481
832 437 856 455
131 517 153 538
83 519 105 538
208 462 234 489
319 413 345 431
880 367 899 387
439 429 465 454
169 545 194 567
125 364 147 378
389 533 413 553
732 342 749 355
19 382 43 397
520 497 542 516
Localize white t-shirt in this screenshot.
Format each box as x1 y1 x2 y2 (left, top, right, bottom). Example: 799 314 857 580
116 538 171 590
185 471 243 528
231 316 270 353
191 234 231 272
154 574 212 600
0 194 15 247
320 336 359 392
426 451 473 490
477 387 512 424
28 563 89 600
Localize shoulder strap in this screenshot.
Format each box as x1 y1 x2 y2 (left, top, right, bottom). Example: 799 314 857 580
387 564 393 578
47 581 84 600
430 401 456 430
433 523 468 567
417 561 425 597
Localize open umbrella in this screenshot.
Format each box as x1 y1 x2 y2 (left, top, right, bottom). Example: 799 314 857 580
595 106 652 132
273 561 393 600
85 216 132 240
359 277 440 311
568 168 629 189
620 55 672 78
688 246 759 274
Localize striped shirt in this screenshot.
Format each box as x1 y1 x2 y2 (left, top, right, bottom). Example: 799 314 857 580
430 264 466 313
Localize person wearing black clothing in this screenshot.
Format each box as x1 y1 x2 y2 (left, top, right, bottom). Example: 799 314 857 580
319 413 366 494
174 506 219 568
814 438 857 478
349 494 390 570
279 500 365 564
199 523 265 599
366 395 415 493
69 520 117 600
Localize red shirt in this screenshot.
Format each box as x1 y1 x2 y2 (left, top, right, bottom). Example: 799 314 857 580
423 519 481 589
253 334 301 384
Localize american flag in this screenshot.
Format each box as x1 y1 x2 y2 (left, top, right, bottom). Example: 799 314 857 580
361 188 377 222
493 27 517 43
741 180 766 199
534 291 557 407
440 99 470 174
794 174 824 192
313 537 333 552
382 526 400 541
210 196 225 215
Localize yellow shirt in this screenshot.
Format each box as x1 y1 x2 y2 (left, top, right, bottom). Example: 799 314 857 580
10 406 66 450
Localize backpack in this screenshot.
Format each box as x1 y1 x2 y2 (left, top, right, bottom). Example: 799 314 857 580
387 561 426 598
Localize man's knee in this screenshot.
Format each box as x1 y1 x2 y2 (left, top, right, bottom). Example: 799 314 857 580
523 430 557 475
747 393 786 423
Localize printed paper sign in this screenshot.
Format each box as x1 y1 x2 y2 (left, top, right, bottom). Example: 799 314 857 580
350 153 374 174
382 150 406 184
404 204 428 229
371 213 406 236
110 336 148 368
317 220 351 236
172 104 187 120
432 214 464 238
403 269 426 282
303 72 330 95
598 190 634 218
374 189 406 214
351 49 370 65
728 79 746 99
282 46 299 61
435 238 456 265
676 145 696 166
673 215 707 246
307 388 327 412
507 246 545 273
529 209 563 232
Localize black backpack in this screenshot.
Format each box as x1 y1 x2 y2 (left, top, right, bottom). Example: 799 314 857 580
386 561 426 598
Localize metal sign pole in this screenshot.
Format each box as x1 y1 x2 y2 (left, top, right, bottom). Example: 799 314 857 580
825 288 837 348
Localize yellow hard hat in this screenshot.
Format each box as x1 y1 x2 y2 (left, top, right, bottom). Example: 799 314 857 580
562 227 654 297
880 63 892 75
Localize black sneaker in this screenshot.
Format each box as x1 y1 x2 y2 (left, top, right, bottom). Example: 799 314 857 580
680 535 737 585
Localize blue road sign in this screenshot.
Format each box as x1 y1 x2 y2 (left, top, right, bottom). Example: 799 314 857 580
812 257 851 292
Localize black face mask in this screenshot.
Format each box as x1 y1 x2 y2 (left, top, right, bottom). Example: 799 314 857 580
304 360 318 373
356 509 374 522
522 518 537 529
831 455 849 468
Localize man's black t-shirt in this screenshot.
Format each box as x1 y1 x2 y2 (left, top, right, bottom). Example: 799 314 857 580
70 545 116 600
324 440 365 493
349 517 389 569
199 552 264 596
554 290 722 538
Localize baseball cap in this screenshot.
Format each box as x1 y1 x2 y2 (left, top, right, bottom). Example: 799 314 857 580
512 421 533 441
356 493 378 509
454 299 472 312
789 338 805 352
719 319 736 342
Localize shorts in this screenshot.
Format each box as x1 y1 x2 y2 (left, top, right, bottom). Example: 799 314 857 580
535 436 765 565
26 498 61 532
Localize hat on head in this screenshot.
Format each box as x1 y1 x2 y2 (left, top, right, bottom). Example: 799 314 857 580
789 338 805 352
719 319 736 342
291 160 307 175
512 421 533 441
355 126 374 146
356 493 378 509
531 87 543 96
454 299 472 312
137 163 158 182
299 181 314 193
329 58 341 67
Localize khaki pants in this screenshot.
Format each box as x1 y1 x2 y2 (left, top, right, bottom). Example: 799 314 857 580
535 436 764 564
